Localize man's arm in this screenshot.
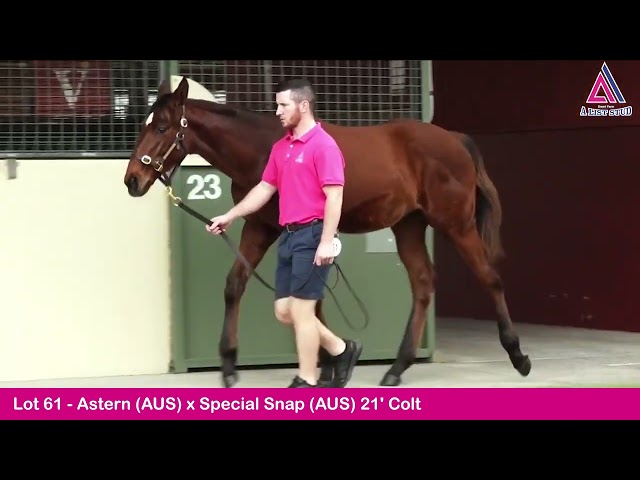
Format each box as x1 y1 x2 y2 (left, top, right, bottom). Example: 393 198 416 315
227 145 279 220
314 143 346 243
320 185 343 243
227 181 277 220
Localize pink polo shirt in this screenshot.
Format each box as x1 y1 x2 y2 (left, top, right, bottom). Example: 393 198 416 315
261 123 345 226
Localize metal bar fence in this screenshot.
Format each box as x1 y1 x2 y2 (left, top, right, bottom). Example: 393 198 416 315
0 60 422 159
0 60 161 158
178 60 423 125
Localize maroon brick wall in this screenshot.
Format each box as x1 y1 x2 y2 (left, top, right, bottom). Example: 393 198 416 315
430 60 640 332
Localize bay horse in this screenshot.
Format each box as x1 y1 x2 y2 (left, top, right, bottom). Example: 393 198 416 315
123 77 532 387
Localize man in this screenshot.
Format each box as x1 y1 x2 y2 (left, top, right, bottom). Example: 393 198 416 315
206 78 362 388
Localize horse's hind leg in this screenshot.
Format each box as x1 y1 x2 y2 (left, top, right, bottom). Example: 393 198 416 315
219 220 280 387
448 226 531 376
380 211 434 387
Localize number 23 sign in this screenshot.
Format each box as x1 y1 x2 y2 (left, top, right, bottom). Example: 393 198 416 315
186 173 222 200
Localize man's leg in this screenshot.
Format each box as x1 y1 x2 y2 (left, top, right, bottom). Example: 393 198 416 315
274 231 325 388
272 232 308 387
275 297 346 357
289 297 321 385
289 225 363 388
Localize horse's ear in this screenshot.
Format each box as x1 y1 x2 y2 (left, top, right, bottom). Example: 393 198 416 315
157 79 171 97
174 77 189 105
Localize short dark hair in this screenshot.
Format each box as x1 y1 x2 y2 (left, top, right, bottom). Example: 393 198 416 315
276 78 316 112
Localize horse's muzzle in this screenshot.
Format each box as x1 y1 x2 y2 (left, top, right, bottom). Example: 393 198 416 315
126 176 141 197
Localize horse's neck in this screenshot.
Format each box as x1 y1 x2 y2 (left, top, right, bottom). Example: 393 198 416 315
187 101 279 187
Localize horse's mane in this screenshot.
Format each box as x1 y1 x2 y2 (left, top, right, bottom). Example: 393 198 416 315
149 92 275 128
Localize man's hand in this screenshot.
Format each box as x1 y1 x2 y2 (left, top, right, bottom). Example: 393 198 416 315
206 213 234 235
205 180 277 236
314 239 335 266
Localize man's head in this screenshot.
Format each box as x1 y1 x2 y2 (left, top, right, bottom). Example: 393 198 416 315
275 78 316 130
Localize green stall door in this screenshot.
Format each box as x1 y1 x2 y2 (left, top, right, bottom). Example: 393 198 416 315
169 166 435 373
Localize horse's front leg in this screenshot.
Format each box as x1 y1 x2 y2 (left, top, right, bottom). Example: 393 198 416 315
219 220 279 387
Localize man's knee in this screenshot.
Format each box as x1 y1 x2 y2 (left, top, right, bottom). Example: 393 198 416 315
274 297 293 325
289 297 317 323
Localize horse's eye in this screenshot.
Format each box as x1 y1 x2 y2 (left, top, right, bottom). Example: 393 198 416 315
157 126 167 133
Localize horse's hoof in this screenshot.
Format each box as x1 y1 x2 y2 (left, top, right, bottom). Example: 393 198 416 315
222 373 239 388
513 355 532 377
318 379 333 388
379 372 402 386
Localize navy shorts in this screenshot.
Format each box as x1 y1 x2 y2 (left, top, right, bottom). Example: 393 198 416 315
275 220 332 301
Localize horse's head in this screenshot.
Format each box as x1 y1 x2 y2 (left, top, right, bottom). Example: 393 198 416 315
124 77 191 197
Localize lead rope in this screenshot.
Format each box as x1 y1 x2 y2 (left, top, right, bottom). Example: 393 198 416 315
164 185 370 331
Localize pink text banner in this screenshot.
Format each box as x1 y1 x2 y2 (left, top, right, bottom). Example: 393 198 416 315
1 388 639 420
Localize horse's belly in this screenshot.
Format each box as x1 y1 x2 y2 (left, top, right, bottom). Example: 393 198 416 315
341 191 415 234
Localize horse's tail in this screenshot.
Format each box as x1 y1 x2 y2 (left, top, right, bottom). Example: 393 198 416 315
459 133 505 265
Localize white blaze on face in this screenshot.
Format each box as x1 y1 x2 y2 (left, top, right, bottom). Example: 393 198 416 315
145 112 154 126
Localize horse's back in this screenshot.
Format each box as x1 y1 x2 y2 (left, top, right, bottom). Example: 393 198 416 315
323 118 472 180
318 119 478 231
318 120 438 230
322 121 411 185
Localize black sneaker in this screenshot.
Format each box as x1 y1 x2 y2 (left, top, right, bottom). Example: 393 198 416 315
331 339 363 388
288 376 324 388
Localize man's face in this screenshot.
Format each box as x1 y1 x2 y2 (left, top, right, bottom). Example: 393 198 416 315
276 90 302 129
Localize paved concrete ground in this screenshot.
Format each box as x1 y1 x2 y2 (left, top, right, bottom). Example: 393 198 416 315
2 317 640 388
